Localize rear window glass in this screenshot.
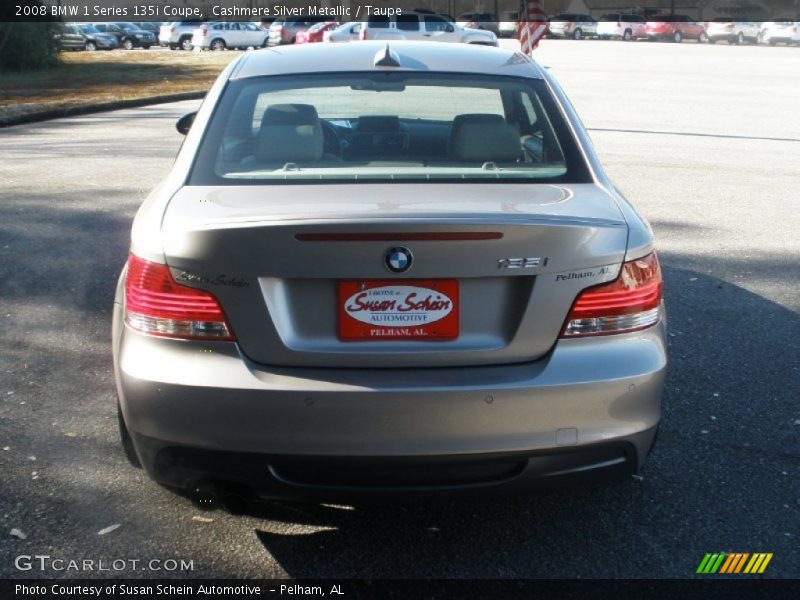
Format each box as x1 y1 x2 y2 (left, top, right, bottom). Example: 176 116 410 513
189 73 590 185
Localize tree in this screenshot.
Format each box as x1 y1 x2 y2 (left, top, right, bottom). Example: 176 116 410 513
0 1 60 71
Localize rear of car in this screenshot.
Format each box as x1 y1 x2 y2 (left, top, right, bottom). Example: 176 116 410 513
498 11 519 37
360 12 497 45
324 22 362 43
645 15 706 42
268 17 326 45
456 12 500 34
759 19 800 45
705 19 760 44
596 14 646 40
548 13 597 39
296 21 339 44
114 43 665 503
159 21 203 50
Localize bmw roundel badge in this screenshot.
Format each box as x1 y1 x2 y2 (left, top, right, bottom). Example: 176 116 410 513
385 247 413 274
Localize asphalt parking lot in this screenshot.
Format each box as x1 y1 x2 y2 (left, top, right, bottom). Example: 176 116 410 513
0 39 798 579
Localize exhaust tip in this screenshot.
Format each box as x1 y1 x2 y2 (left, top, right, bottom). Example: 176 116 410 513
190 483 219 511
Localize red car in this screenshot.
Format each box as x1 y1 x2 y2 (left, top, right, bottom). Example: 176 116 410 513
645 15 707 43
294 21 339 44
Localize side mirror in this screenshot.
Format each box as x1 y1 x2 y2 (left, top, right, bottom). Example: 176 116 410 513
176 112 197 135
446 24 455 32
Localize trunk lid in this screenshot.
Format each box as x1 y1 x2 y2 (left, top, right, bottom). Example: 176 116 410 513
161 184 628 368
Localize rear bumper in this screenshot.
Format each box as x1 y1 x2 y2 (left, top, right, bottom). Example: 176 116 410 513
115 310 666 498
132 428 657 502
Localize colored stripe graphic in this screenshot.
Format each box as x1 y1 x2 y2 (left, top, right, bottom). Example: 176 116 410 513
720 553 737 574
697 553 727 574
744 553 773 574
697 552 773 574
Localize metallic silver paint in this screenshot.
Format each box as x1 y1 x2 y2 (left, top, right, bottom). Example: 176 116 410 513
113 42 666 491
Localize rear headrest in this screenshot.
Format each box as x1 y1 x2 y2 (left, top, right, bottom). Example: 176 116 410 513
449 114 521 163
255 104 323 163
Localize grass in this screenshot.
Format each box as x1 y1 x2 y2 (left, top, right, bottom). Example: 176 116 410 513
0 49 243 123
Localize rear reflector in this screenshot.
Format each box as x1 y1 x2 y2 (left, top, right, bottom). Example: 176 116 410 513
560 252 663 337
295 232 503 242
124 254 234 340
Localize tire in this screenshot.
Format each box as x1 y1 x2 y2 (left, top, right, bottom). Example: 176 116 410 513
698 31 708 43
142 44 151 50
84 41 97 51
180 36 192 51
210 38 226 51
123 38 134 50
673 30 682 43
117 404 142 469
623 29 632 41
736 32 744 45
572 28 582 40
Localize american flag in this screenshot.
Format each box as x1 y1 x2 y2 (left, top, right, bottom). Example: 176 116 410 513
517 0 548 55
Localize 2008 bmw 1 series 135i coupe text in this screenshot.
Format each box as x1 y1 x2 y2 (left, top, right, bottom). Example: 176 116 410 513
112 41 666 506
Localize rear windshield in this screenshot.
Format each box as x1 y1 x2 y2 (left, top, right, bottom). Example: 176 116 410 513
189 72 590 185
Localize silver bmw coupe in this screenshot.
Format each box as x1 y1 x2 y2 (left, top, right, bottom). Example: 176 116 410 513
113 41 666 506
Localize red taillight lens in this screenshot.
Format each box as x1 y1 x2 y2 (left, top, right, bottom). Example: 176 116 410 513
560 252 663 338
359 27 367 40
124 254 234 341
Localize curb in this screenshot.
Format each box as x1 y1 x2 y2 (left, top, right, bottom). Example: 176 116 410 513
0 91 206 128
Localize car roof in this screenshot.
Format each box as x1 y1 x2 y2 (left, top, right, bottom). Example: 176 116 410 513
232 41 544 81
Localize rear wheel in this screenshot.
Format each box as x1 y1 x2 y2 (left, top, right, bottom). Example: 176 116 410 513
572 28 583 40
123 38 134 50
180 36 192 51
84 41 97 51
736 31 744 45
698 31 708 43
623 29 632 41
673 30 682 43
210 38 226 51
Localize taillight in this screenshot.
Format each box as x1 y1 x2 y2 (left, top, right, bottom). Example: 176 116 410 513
170 26 176 33
359 27 367 40
560 252 663 338
124 254 234 341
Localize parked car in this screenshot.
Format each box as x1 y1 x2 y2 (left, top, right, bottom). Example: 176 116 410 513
456 12 500 34
759 19 800 45
596 14 647 41
57 24 118 51
548 13 597 40
705 19 760 44
114 41 665 505
91 22 154 49
324 21 362 43
132 22 162 40
296 21 340 44
268 16 328 46
360 12 498 45
160 20 205 50
498 10 519 38
645 16 707 43
191 22 269 51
